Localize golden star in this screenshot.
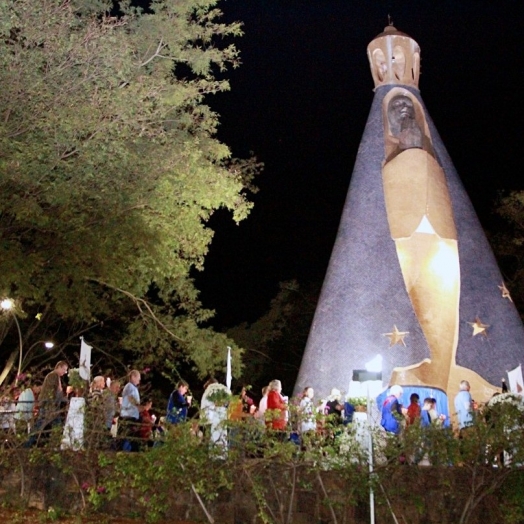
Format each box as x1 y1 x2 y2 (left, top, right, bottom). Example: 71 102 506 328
498 282 513 303
383 325 409 347
469 317 489 337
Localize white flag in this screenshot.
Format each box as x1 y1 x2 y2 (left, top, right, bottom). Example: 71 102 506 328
79 337 92 381
507 364 524 395
226 346 232 391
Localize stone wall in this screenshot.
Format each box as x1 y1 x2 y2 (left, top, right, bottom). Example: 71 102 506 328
0 457 520 523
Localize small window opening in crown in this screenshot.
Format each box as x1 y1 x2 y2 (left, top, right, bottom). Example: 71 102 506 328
373 49 387 82
412 52 420 83
392 46 405 81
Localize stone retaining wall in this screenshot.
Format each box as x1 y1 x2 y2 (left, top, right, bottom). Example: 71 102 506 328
0 456 519 523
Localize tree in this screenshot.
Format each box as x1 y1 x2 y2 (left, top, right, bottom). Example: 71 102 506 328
227 280 320 390
491 190 524 317
0 0 259 381
377 394 524 524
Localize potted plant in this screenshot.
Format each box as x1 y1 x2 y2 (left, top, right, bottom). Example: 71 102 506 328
347 397 368 413
67 368 88 397
206 386 232 407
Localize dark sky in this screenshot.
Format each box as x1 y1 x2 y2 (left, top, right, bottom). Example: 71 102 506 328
195 0 524 328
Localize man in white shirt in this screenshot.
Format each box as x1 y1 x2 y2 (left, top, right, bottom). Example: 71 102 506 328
119 370 141 451
15 383 42 432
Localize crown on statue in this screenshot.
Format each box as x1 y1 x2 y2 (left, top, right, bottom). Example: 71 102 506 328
367 25 420 89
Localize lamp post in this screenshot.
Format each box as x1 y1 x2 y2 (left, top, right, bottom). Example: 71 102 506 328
1 298 23 385
364 354 383 524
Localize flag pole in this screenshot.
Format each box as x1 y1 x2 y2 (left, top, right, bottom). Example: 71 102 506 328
226 346 232 391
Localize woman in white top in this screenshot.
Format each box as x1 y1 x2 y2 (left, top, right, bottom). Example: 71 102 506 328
299 386 316 434
0 392 17 433
255 386 269 426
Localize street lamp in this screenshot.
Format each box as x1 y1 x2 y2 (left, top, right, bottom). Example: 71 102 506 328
0 298 14 311
365 354 383 373
1 298 23 385
363 354 383 524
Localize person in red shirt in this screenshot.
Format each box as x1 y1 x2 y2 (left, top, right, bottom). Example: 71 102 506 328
139 399 156 446
406 393 421 426
266 379 288 431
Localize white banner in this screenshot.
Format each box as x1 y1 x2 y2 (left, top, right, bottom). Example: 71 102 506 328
79 337 92 381
507 364 524 395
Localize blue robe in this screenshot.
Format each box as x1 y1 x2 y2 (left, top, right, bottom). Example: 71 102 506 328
381 395 402 434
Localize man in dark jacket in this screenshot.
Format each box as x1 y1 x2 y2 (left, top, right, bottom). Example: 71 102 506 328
166 380 191 424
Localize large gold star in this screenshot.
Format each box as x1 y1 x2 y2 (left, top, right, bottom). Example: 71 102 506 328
383 325 409 347
469 317 489 337
498 282 513 303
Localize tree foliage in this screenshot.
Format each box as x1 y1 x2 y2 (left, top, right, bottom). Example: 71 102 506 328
0 0 259 379
227 280 320 390
492 190 524 317
3 400 524 523
379 394 524 524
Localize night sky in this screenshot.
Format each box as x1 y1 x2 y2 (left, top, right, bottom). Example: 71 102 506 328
195 0 524 329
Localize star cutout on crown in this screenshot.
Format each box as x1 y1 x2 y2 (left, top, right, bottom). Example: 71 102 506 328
499 282 513 303
383 325 409 347
468 317 489 337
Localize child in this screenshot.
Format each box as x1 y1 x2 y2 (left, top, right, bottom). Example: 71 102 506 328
420 398 433 427
406 393 420 426
139 399 156 446
428 398 446 426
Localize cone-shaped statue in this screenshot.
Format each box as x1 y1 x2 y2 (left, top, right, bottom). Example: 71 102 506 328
295 26 524 411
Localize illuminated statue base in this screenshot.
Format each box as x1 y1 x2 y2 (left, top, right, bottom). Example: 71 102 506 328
391 359 499 415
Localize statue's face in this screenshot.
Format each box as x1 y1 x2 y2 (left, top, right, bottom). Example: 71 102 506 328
388 95 416 133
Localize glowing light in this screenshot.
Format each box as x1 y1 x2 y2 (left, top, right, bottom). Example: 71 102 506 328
415 215 436 235
427 239 459 292
44 341 54 349
1 298 24 386
365 354 383 372
1 298 14 310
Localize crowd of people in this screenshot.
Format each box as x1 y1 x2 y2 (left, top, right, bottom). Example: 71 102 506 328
0 362 509 457
379 380 478 437
0 362 125 448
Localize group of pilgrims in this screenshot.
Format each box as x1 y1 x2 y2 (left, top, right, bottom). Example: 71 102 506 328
0 361 516 457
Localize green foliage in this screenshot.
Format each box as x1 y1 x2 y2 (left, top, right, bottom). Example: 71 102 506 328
67 368 86 390
206 386 231 405
492 190 524 317
224 420 369 524
4 404 524 523
374 395 524 523
41 506 64 522
498 470 524 523
99 424 235 521
347 397 367 407
0 0 260 378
